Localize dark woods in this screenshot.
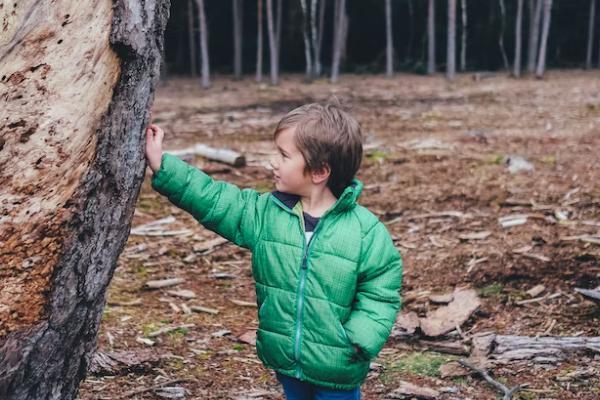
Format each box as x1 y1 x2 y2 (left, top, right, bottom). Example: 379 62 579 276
164 0 600 84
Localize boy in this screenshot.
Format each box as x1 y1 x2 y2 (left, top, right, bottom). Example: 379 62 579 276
146 104 402 399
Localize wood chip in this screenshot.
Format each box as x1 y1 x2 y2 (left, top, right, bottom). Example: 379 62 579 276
458 231 492 241
429 293 454 304
166 289 196 299
193 237 229 253
499 214 529 228
148 324 194 338
190 305 219 315
394 311 420 335
237 330 257 345
385 380 440 399
145 278 186 289
526 284 546 297
230 299 257 307
136 337 155 346
420 289 481 337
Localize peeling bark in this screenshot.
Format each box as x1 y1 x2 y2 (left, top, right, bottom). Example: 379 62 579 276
0 0 170 398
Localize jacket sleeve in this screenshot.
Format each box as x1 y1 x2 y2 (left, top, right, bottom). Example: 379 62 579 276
150 153 263 250
343 221 403 360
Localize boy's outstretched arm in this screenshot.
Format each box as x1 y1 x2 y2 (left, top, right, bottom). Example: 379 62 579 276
343 222 403 360
145 125 263 250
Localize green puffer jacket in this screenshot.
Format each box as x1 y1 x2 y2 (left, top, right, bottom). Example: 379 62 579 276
151 154 403 390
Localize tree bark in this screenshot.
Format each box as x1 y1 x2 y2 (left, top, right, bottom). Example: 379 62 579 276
276 0 283 68
527 0 543 74
233 0 243 79
196 0 211 88
256 0 264 82
0 0 170 398
460 0 467 71
266 0 279 85
188 0 198 77
427 0 436 74
311 0 320 78
300 0 314 80
385 0 393 77
446 0 456 80
535 0 552 78
331 0 346 83
586 0 596 69
498 0 509 71
513 0 524 77
316 0 326 76
406 0 415 61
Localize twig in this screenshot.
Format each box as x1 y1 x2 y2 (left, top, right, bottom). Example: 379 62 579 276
99 378 189 399
458 359 526 400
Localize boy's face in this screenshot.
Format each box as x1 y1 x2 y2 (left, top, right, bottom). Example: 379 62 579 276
271 127 313 196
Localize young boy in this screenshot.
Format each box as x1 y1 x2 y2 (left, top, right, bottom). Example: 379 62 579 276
146 103 402 399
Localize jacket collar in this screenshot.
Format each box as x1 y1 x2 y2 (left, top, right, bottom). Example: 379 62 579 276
271 179 363 216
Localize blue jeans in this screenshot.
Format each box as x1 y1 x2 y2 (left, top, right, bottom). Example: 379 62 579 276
276 373 361 400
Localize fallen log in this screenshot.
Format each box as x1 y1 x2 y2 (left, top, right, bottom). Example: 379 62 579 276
167 144 246 167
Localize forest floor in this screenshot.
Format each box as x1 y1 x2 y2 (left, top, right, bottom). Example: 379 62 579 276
80 71 600 400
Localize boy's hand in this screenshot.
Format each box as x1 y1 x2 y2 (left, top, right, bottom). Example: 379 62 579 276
145 124 164 173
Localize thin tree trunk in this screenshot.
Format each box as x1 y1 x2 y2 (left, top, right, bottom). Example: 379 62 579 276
498 0 509 70
0 1 169 399
331 0 346 83
311 0 320 77
316 0 326 76
513 0 524 77
233 0 243 79
427 0 436 74
460 0 467 71
266 0 279 85
340 7 349 64
188 0 197 77
535 0 552 78
256 0 264 82
586 0 596 69
276 0 282 66
300 0 313 80
527 0 542 73
196 0 210 88
446 0 456 80
385 0 393 76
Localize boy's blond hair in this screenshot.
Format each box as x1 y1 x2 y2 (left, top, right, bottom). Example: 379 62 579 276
274 103 363 197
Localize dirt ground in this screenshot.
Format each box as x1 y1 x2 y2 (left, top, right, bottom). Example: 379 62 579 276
80 71 600 399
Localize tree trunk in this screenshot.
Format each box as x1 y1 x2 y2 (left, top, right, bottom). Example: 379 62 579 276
233 0 243 79
513 0 524 77
188 0 198 77
300 0 314 80
256 0 264 82
498 0 509 71
196 0 211 88
527 0 542 74
0 1 170 399
385 0 393 77
311 0 320 78
427 0 436 74
460 0 467 71
406 0 415 61
316 0 326 76
266 0 279 85
446 0 456 80
276 0 283 68
586 0 596 69
535 0 552 78
331 0 346 83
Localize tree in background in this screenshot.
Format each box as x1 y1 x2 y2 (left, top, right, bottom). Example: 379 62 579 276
587 0 596 70
428 0 436 74
331 0 347 83
385 0 394 77
527 0 543 74
446 0 456 80
513 0 524 77
266 0 279 84
256 0 264 82
233 0 244 79
460 0 467 71
498 0 509 70
316 0 326 76
535 0 553 78
300 0 314 80
195 0 211 88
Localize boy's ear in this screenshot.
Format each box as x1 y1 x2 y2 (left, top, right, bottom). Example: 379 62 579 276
311 164 331 185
